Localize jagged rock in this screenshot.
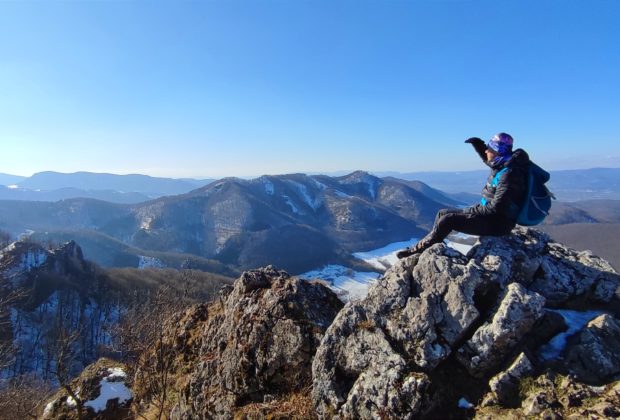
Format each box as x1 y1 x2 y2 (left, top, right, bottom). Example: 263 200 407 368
0 239 116 381
470 227 620 311
457 283 545 377
312 227 620 418
488 352 534 406
371 245 484 372
134 266 342 419
41 358 132 420
311 304 435 419
312 244 483 418
0 239 92 295
563 314 620 384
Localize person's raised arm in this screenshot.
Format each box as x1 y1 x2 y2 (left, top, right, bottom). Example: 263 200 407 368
465 137 487 163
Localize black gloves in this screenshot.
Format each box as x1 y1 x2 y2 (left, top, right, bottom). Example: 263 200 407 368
465 137 488 160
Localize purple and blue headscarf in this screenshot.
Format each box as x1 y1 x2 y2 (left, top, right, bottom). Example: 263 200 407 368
487 132 514 166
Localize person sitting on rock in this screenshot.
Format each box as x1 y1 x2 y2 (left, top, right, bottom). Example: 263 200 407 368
397 132 530 259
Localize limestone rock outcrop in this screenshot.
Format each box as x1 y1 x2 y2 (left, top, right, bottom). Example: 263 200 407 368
134 266 343 419
312 226 620 418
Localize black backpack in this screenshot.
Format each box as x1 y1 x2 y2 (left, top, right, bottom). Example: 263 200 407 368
491 162 555 226
516 162 555 226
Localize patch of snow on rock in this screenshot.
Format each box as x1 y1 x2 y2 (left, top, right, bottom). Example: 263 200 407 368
43 400 56 417
140 216 153 230
84 368 132 413
458 397 474 409
539 309 605 361
445 240 474 255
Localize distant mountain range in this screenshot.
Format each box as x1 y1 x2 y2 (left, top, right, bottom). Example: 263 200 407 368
0 171 460 273
0 171 214 203
2 167 619 203
0 172 26 185
377 167 620 201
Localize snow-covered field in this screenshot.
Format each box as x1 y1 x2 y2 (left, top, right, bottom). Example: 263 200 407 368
301 236 476 300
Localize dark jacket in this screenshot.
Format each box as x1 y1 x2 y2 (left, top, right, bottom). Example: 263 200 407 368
468 148 530 223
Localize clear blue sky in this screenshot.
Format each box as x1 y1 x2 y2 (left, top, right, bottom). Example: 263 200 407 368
1 0 618 178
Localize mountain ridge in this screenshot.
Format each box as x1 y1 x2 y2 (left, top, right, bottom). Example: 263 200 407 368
1 171 451 273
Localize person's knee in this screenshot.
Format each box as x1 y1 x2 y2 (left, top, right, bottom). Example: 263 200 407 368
438 208 450 217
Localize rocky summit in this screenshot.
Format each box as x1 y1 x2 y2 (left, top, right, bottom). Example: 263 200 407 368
40 227 620 419
312 226 620 419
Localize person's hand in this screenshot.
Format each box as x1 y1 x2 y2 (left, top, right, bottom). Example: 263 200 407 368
465 137 487 156
465 137 485 148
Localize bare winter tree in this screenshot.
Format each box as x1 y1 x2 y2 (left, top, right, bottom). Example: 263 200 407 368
0 374 53 419
0 288 54 419
110 285 188 420
51 325 85 420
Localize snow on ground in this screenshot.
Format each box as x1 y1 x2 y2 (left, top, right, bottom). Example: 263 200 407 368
309 177 327 191
84 368 132 412
282 194 300 214
302 236 476 300
301 265 379 301
353 238 418 270
287 180 322 210
138 256 165 269
303 236 477 300
539 309 605 361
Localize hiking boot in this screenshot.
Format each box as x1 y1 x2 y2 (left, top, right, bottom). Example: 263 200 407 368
396 248 415 259
396 240 432 259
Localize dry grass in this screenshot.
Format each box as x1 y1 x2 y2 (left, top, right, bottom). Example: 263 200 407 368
355 319 375 331
234 390 317 419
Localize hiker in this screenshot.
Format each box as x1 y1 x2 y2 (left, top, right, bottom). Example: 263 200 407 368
397 133 530 259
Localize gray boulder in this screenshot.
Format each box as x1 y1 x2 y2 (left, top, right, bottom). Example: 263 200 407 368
313 244 486 418
487 352 535 406
469 227 619 309
564 314 620 384
457 282 545 377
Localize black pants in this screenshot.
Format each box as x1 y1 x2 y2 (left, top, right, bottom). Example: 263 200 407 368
420 208 514 247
